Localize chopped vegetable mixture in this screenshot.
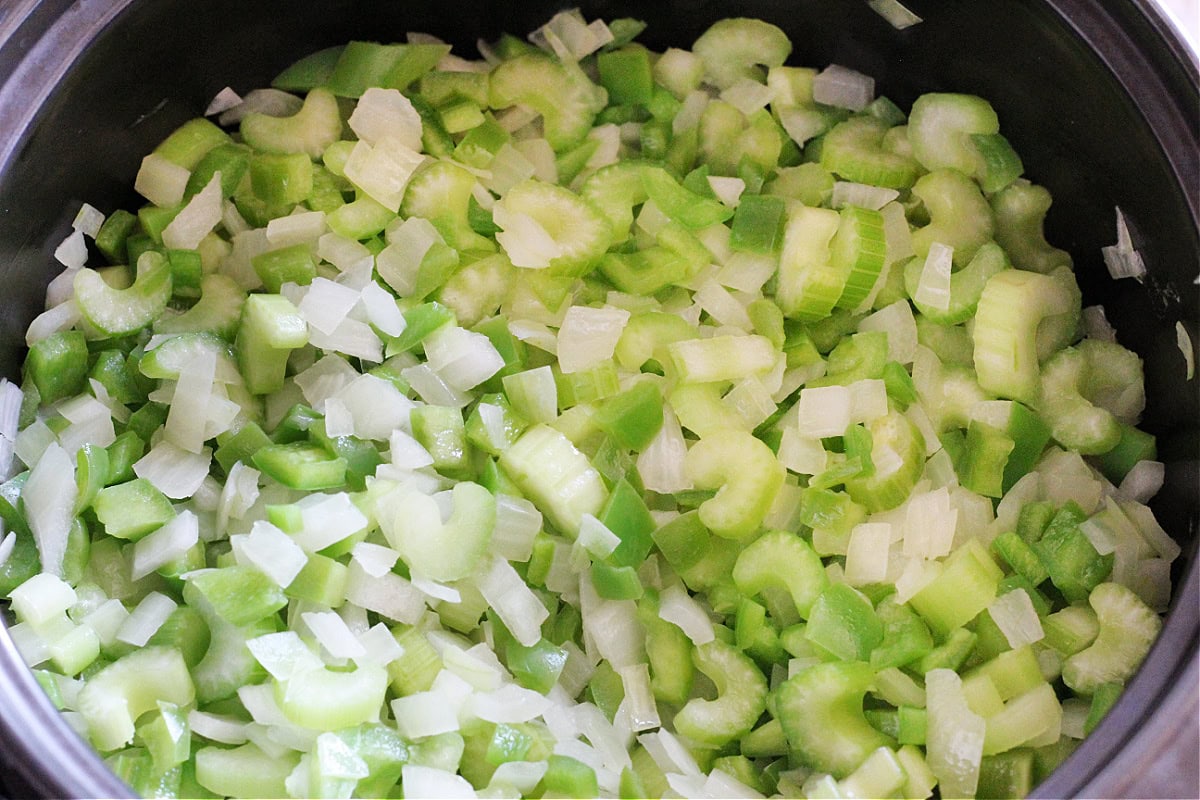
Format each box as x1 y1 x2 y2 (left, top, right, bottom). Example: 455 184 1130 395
0 9 1179 800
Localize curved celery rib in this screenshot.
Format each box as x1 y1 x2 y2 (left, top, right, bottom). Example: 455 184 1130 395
777 661 893 779
615 311 696 372
581 161 652 243
492 179 612 277
776 204 844 320
386 481 496 582
904 241 1008 325
973 268 1077 404
843 409 926 513
909 169 994 266
240 86 343 158
732 530 828 619
907 93 999 175
1076 339 1146 423
672 639 768 748
684 429 785 539
401 160 497 253
74 251 172 339
153 273 246 339
831 205 888 311
990 181 1073 274
819 116 919 190
1036 346 1122 455
195 743 300 799
275 663 390 731
76 646 195 751
499 424 608 538
1062 582 1162 694
691 17 792 89
488 53 607 150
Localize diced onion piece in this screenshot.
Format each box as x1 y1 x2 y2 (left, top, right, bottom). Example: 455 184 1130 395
411 575 460 603
349 87 423 150
639 729 703 778
204 86 242 117
355 623 404 667
401 363 472 408
54 230 88 269
777 428 828 475
400 765 476 800
577 514 621 559
868 0 923 29
135 153 190 207
1119 499 1181 562
832 181 900 211
706 175 747 208
302 610 367 660
230 520 307 588
556 305 631 374
292 492 369 552
131 510 200 580
188 711 249 745
531 8 612 60
989 589 1045 648
162 172 223 250
25 299 81 346
469 683 553 724
298 277 360 336
323 397 354 437
491 495 542 562
71 203 105 237
845 522 893 586
1101 207 1147 281
657 583 715 645
0 532 15 570
637 408 692 493
308 316 382 362
246 631 323 681
1118 460 1164 504
859 300 918 365
694 280 752 330
215 462 259 537
778 106 827 147
115 591 177 647
914 242 954 312
903 488 957 559
164 346 216 454
1177 321 1195 380
217 88 303 126
345 560 426 624
847 378 889 424
360 282 406 337
389 429 434 469
796 385 852 437
719 78 774 116
351 542 401 578
617 663 661 732
926 669 986 799
23 442 77 578
332 373 415 441
812 64 875 111
477 556 548 647
266 210 326 249
56 394 116 454
134 440 212 500
343 136 425 213
423 325 505 390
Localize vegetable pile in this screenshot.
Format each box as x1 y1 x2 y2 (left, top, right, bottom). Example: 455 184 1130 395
0 9 1181 799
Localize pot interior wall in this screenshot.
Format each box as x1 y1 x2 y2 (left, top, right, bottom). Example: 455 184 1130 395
0 1 1195 798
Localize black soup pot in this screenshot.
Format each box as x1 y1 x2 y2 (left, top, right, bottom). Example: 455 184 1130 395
0 1 1196 798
